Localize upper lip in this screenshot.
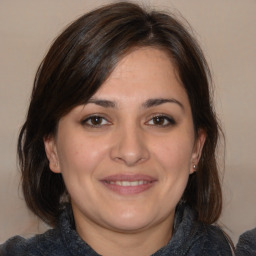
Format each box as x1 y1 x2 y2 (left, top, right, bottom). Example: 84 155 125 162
100 174 157 182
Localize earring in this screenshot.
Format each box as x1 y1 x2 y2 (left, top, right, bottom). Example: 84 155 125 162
193 164 196 170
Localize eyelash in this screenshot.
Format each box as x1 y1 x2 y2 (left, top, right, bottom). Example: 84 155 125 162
81 114 176 128
81 115 111 128
145 114 176 127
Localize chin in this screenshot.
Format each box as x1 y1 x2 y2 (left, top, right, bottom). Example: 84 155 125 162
108 219 151 233
103 209 156 232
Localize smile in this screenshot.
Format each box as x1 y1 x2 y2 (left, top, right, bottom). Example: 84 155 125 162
104 180 152 186
101 174 157 195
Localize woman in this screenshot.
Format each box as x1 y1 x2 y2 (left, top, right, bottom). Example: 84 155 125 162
0 2 233 255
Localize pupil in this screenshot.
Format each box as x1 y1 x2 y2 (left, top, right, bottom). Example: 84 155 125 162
92 117 102 125
154 116 164 125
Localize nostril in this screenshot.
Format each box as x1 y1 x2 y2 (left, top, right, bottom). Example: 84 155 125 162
111 149 150 166
109 127 150 166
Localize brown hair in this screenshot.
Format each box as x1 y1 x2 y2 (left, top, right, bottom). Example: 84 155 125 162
18 1 222 226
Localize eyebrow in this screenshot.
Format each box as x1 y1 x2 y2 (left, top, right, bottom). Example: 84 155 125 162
87 97 184 110
142 98 184 110
87 99 116 108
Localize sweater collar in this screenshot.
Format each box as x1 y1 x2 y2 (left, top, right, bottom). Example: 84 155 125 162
152 203 202 256
59 206 100 256
58 203 200 256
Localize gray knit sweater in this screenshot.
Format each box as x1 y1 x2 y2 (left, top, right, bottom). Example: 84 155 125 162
236 228 256 256
0 204 233 256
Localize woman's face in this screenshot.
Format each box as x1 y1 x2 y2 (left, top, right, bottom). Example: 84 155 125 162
45 47 205 235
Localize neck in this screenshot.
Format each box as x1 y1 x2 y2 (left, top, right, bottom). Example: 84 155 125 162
74 212 174 256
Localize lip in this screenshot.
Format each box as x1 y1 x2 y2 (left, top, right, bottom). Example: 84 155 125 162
100 174 157 195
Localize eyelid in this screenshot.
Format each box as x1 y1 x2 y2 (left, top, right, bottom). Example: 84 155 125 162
81 114 112 127
145 114 176 127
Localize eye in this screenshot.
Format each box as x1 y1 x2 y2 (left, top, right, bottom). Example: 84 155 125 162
81 115 111 127
146 115 176 127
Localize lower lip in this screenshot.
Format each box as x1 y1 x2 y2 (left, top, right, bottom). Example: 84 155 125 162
101 181 156 195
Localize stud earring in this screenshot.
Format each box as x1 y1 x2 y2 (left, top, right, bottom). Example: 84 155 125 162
193 164 196 170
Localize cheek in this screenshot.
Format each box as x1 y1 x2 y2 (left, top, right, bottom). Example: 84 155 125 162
56 135 109 176
157 138 193 198
56 135 111 205
153 134 194 172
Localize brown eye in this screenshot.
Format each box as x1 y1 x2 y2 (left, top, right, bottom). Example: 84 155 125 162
152 116 166 125
90 116 103 125
146 115 176 127
82 115 110 127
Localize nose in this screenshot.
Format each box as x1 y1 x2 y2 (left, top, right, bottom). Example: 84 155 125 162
110 124 150 166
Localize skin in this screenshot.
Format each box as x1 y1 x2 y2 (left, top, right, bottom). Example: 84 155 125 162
44 47 205 256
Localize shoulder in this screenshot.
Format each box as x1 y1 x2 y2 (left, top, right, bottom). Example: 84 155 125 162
0 236 28 256
193 224 234 256
167 204 234 256
0 228 68 256
236 227 256 256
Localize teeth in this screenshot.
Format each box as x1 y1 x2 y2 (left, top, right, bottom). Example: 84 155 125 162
108 180 149 186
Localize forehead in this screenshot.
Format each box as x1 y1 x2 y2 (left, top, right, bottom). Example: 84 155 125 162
93 47 188 105
110 47 176 80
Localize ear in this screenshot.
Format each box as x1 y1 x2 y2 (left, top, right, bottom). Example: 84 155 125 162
44 135 61 173
190 129 206 174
